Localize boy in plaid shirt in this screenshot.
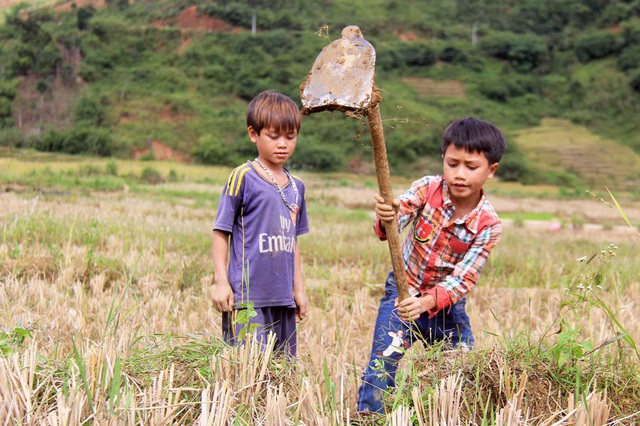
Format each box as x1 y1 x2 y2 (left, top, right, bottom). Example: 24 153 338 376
357 117 506 413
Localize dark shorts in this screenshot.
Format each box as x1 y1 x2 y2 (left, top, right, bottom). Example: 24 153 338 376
222 306 297 357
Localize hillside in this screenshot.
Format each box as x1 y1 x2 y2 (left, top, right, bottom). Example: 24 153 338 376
2 0 640 194
516 119 640 192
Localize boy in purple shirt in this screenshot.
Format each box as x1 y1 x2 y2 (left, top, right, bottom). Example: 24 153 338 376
358 117 506 413
212 91 309 357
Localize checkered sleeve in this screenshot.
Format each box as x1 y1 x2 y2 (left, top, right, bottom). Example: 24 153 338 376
439 221 502 304
372 177 429 239
396 178 430 231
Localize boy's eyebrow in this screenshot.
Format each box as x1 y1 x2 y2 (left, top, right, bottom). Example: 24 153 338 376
444 155 486 163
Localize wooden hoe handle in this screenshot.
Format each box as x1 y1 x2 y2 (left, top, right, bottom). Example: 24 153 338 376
367 104 410 301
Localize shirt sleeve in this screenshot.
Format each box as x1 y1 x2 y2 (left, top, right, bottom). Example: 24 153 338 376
423 221 502 317
372 177 431 240
296 180 309 236
213 168 247 233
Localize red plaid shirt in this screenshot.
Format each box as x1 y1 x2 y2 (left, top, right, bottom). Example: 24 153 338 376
375 175 501 316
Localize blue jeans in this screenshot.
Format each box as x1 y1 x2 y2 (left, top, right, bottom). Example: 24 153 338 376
357 272 474 413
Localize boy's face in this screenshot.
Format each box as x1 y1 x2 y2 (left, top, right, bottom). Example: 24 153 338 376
248 126 298 168
442 144 498 204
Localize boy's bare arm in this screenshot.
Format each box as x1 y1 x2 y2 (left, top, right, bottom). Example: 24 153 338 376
211 230 234 312
293 245 309 321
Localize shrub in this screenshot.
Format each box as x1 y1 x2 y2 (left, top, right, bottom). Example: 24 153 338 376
438 43 470 64
105 160 118 176
478 74 542 101
193 134 234 166
617 45 640 72
140 166 164 184
541 170 583 188
139 152 155 161
66 126 114 156
0 129 27 147
629 69 640 93
206 2 253 27
387 133 441 169
36 126 114 156
621 18 640 46
574 31 622 63
77 61 103 83
596 3 631 27
32 44 62 75
3 40 34 76
74 96 107 126
0 97 12 118
508 34 549 72
496 147 533 183
377 42 436 71
76 5 96 31
479 32 547 72
200 2 311 31
289 143 344 171
35 129 65 152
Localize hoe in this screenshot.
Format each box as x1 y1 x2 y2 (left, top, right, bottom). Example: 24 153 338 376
300 25 409 300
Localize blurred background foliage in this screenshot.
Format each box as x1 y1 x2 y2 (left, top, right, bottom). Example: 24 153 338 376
1 0 640 189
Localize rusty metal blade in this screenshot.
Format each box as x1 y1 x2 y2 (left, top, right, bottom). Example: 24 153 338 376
300 26 376 117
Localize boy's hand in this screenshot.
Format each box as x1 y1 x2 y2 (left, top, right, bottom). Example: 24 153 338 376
395 295 436 322
212 281 234 312
374 193 400 222
294 290 309 322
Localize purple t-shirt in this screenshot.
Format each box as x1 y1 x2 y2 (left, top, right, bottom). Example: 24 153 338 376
214 162 309 309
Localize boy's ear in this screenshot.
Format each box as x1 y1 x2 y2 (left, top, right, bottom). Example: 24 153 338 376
247 126 259 143
488 162 499 178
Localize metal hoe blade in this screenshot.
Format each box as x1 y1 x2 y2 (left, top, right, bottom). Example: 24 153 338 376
300 26 376 118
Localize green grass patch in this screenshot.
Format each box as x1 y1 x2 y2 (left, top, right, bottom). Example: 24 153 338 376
500 212 556 221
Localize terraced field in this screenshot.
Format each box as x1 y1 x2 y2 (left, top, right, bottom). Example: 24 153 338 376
515 118 640 191
402 77 467 98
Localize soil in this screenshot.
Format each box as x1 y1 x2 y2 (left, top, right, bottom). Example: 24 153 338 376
132 140 188 162
152 5 243 33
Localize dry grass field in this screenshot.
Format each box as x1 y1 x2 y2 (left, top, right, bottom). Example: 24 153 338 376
0 152 639 424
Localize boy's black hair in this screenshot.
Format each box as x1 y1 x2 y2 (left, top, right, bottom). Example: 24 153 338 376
441 117 506 164
246 90 301 135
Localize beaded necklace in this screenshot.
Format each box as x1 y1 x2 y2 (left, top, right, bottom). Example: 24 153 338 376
254 158 299 213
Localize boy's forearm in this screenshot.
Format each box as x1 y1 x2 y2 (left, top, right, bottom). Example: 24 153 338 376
293 245 305 294
421 288 450 318
211 230 230 285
